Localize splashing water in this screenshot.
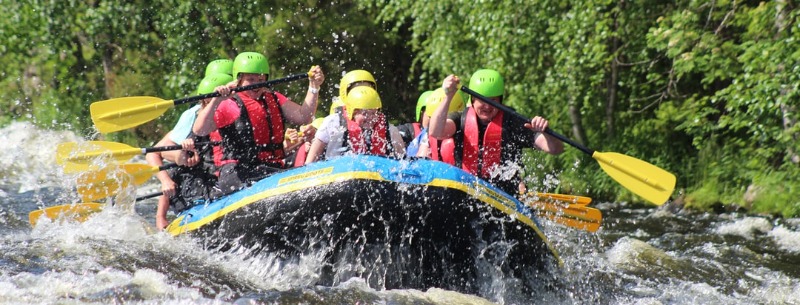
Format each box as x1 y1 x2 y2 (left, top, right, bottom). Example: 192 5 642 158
1 122 800 304
0 121 83 193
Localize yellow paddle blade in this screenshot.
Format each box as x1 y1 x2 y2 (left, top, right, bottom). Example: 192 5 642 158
122 163 162 185
535 193 592 206
57 141 142 173
90 96 175 133
76 164 160 201
593 152 676 206
76 167 134 201
528 200 602 233
28 203 103 227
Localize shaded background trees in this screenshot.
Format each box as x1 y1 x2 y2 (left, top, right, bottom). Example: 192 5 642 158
1 0 797 215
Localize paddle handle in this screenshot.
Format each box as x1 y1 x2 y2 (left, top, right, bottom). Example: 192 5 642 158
135 192 162 201
172 73 310 106
459 86 595 156
142 141 219 153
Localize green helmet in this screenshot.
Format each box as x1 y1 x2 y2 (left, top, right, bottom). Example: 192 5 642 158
468 69 504 98
196 73 234 95
232 52 269 79
204 59 233 77
415 90 433 122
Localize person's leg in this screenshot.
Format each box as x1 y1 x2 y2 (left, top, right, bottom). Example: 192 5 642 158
216 163 246 195
155 195 170 230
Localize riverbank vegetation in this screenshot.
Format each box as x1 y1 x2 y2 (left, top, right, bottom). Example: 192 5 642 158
1 1 797 216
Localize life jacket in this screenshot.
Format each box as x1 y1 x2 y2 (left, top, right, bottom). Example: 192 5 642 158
412 122 422 137
168 132 218 212
193 133 217 176
210 130 223 173
293 143 310 167
428 135 456 165
338 111 393 156
439 107 504 179
214 92 286 168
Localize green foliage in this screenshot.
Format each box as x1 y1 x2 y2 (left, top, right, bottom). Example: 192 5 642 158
0 0 415 130
749 169 800 218
372 0 799 215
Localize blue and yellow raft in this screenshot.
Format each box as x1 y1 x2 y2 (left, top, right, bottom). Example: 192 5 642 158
165 155 560 292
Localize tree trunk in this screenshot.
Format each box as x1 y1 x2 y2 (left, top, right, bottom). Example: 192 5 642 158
568 97 588 146
775 0 798 164
102 44 115 98
606 0 623 141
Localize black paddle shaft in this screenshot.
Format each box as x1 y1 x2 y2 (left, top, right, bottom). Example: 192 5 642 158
172 73 309 106
459 86 595 156
135 192 162 201
142 141 220 153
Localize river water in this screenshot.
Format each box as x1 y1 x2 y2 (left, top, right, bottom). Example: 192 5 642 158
1 121 799 304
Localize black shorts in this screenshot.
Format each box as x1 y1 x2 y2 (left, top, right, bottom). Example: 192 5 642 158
168 166 218 212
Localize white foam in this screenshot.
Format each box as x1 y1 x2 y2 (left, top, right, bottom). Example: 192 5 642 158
768 226 800 253
0 121 82 192
606 237 675 271
713 217 773 240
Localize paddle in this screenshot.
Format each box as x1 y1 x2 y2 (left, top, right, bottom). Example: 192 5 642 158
521 193 601 232
57 141 215 173
528 199 602 233
91 72 311 133
535 192 592 206
460 86 677 205
28 192 162 227
77 163 178 201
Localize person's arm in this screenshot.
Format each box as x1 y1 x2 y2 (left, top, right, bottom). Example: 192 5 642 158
389 126 406 157
282 65 324 125
527 116 564 155
283 128 304 154
428 75 459 139
145 133 178 198
193 84 234 136
415 135 430 158
305 139 326 164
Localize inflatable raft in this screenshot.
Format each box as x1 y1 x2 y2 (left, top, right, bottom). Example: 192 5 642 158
165 155 560 293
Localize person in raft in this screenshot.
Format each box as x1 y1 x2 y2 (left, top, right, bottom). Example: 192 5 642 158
396 90 433 149
193 51 325 195
308 69 382 159
330 69 377 116
408 87 466 160
304 86 406 163
426 69 564 195
285 117 324 167
146 71 233 229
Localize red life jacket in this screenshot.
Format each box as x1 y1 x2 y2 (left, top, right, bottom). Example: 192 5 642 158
209 130 223 173
293 143 310 167
344 112 391 155
428 135 456 165
214 92 286 168
454 107 504 179
412 122 421 137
